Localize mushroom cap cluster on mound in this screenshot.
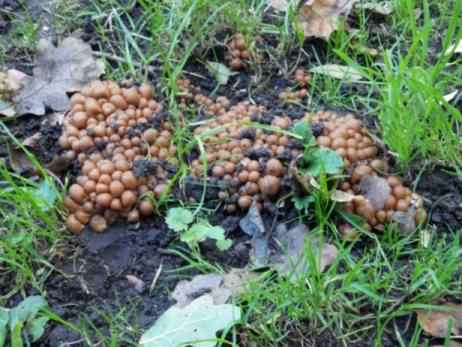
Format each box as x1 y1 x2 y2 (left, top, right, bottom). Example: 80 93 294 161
60 81 174 233
61 78 425 233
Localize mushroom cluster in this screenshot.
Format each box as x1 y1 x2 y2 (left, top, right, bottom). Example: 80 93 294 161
295 69 310 87
226 33 250 70
278 69 310 102
191 102 301 212
310 111 426 229
60 81 175 233
60 77 425 234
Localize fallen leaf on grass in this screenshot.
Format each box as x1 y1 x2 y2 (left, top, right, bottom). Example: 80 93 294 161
298 0 356 40
139 294 241 347
272 224 338 280
355 1 393 15
359 175 391 210
391 209 416 233
416 304 462 338
310 64 364 82
14 37 104 116
172 269 257 307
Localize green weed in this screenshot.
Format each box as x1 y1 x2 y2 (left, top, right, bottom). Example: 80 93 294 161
0 124 64 299
240 226 462 346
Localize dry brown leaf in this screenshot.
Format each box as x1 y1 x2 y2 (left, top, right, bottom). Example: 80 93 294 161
172 269 257 307
298 0 356 40
9 148 36 174
416 304 462 338
14 37 104 116
273 224 338 280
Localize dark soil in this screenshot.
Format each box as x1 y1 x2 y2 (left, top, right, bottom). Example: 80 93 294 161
30 216 249 346
416 167 462 229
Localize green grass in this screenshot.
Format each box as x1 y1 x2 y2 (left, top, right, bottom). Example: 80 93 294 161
326 0 462 169
238 225 462 346
0 125 64 300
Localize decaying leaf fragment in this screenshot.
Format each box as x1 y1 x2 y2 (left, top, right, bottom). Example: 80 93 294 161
14 37 104 116
359 175 391 210
416 304 462 338
298 0 356 40
172 269 257 307
139 295 241 347
0 69 28 117
272 224 338 280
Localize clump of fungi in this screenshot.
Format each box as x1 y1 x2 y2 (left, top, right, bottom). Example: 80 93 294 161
60 81 176 234
226 33 250 70
174 78 426 230
310 111 427 230
60 77 426 234
191 104 299 212
278 69 309 103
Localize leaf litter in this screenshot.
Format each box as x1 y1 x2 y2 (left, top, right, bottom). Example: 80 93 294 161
14 37 104 116
269 0 355 40
172 269 258 307
140 292 241 347
416 304 462 338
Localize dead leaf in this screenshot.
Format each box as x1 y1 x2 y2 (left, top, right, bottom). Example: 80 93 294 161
359 175 391 210
46 155 73 174
391 209 416 233
14 37 104 116
416 304 462 338
310 64 364 82
298 0 356 40
331 190 356 202
9 148 36 174
172 269 257 307
272 224 338 280
239 201 266 236
355 1 393 15
0 69 28 117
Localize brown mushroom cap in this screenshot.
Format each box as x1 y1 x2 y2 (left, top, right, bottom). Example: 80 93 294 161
258 175 281 196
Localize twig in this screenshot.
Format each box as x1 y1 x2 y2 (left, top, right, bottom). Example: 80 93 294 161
150 262 163 294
